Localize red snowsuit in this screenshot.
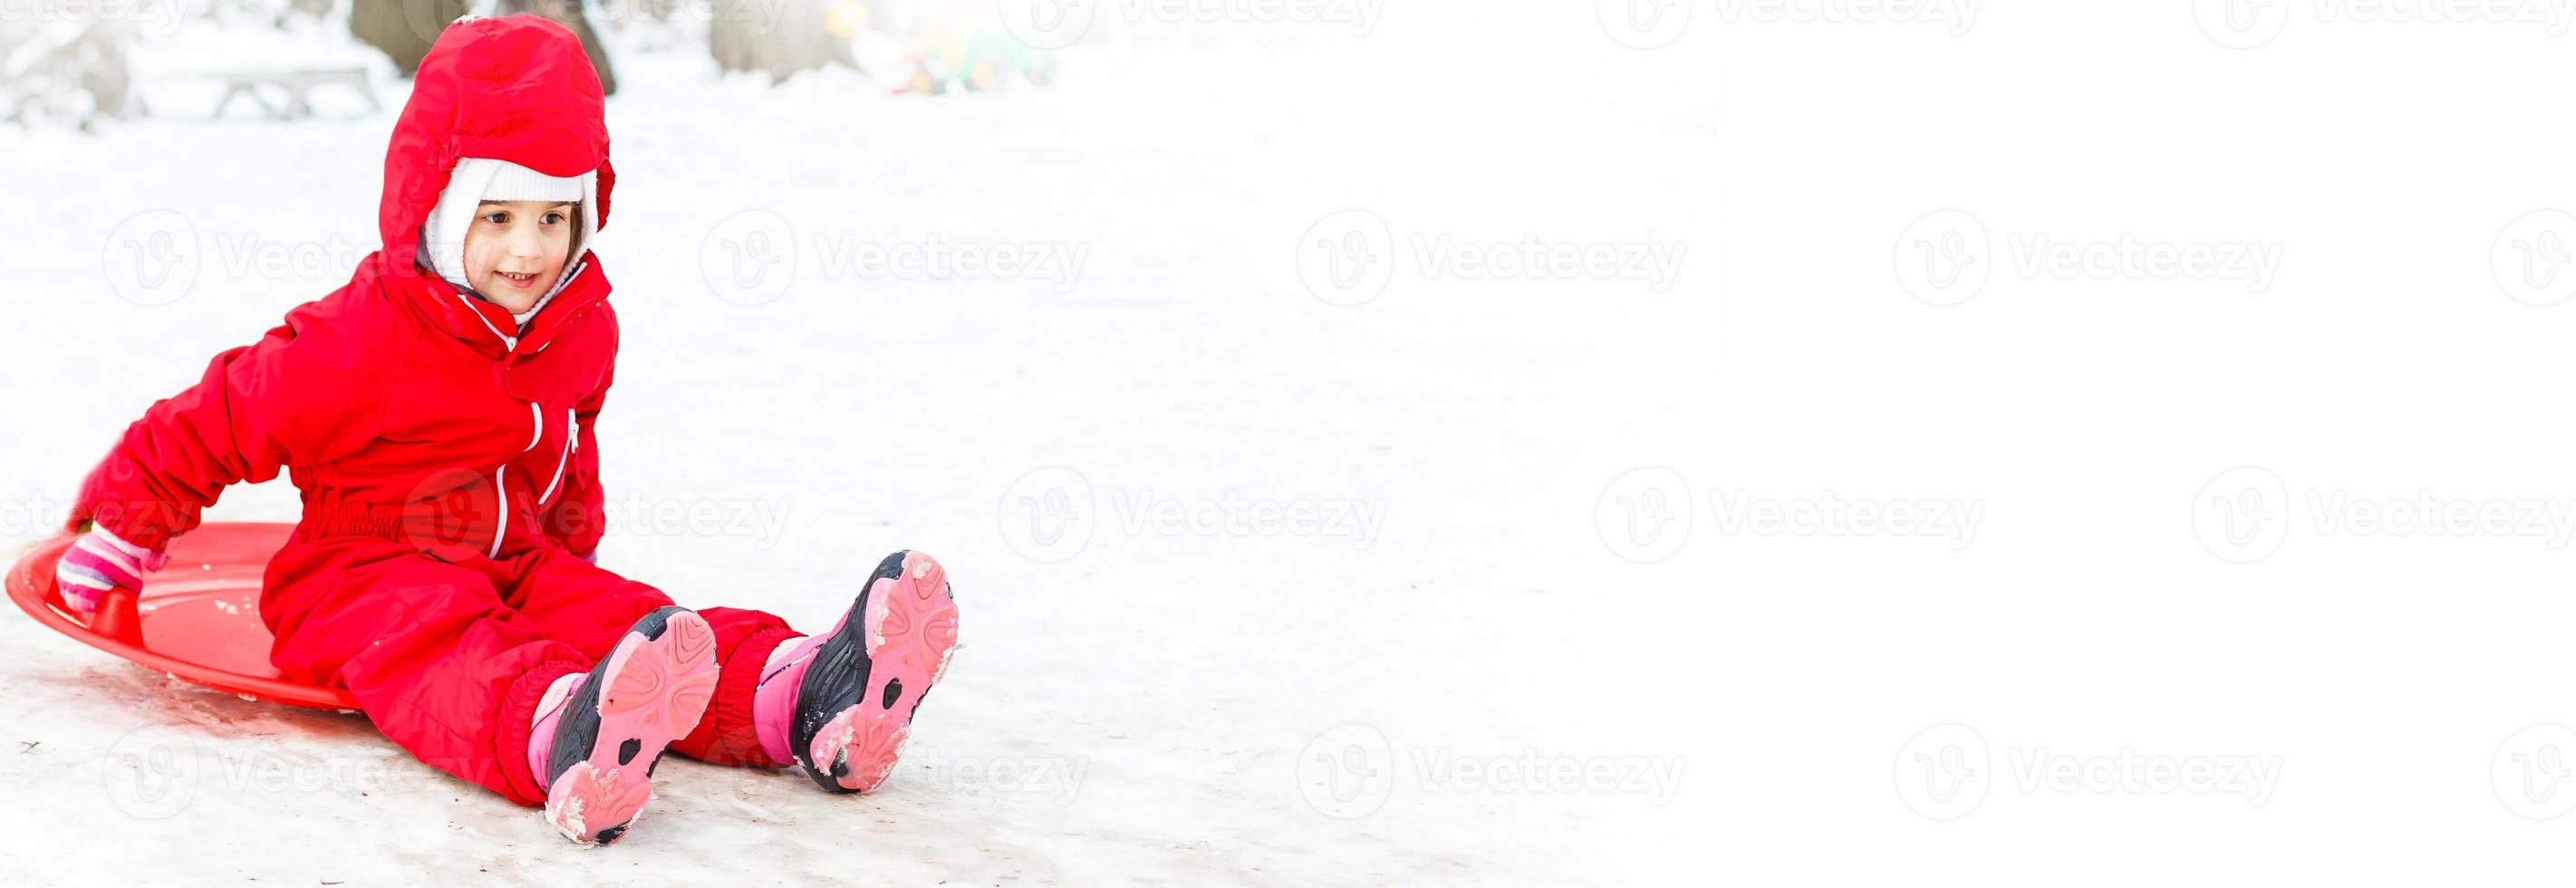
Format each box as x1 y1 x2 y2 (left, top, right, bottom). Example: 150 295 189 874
66 16 798 806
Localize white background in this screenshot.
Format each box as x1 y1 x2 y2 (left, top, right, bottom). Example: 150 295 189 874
5 0 2574 883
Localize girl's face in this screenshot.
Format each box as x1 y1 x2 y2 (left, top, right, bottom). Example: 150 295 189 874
461 199 575 313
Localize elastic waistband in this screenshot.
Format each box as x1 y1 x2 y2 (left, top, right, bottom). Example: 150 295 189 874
296 487 514 553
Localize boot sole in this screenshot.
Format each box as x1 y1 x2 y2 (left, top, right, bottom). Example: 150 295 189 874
543 607 720 845
791 551 960 793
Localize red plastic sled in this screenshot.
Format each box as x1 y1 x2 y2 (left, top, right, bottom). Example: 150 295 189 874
5 522 358 711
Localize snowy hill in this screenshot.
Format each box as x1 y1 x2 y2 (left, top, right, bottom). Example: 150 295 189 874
0 10 1709 885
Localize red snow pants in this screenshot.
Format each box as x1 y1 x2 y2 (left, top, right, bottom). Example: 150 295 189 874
260 533 803 806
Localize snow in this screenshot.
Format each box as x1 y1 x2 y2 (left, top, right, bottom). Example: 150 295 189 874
0 8 1708 886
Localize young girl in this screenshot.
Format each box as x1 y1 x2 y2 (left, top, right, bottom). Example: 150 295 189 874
50 15 960 845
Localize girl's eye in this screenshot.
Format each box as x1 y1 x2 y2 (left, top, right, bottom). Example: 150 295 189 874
543 212 566 225
481 212 508 225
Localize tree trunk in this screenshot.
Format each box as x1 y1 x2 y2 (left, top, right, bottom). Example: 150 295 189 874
350 0 617 95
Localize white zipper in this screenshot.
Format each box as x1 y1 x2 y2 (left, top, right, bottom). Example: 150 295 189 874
449 291 518 351
489 465 508 559
538 409 578 505
493 401 546 557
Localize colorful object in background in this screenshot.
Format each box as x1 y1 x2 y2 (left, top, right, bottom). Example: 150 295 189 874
825 0 873 37
892 30 1056 95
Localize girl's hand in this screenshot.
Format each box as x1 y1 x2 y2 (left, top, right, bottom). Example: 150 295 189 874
53 526 169 617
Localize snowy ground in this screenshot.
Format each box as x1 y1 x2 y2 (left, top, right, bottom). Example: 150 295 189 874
33 4 2576 886
0 8 1713 886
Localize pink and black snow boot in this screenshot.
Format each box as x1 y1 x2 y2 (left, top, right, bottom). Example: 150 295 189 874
753 550 961 794
529 606 721 845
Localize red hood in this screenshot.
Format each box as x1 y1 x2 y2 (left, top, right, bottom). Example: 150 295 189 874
375 14 617 357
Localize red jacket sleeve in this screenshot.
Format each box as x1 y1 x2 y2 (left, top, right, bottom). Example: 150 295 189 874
68 303 400 552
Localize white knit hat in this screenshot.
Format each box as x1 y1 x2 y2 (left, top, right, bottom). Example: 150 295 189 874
420 158 598 320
